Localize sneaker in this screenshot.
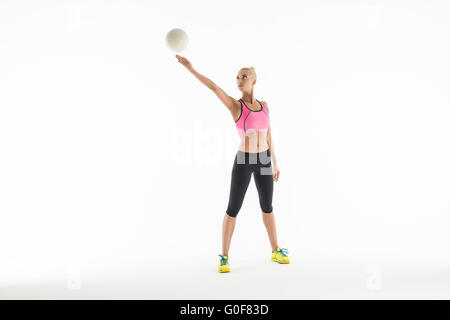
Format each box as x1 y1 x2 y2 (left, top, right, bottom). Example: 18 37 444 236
218 254 230 273
271 247 290 264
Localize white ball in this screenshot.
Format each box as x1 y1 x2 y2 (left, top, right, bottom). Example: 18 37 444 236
165 28 189 53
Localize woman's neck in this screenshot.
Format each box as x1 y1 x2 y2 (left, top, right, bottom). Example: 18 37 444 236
241 94 256 104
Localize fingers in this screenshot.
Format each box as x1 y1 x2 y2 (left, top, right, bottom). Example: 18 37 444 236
176 55 190 67
176 55 186 61
273 170 280 182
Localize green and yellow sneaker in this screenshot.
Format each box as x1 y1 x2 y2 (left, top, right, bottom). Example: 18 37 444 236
218 254 230 273
271 247 290 264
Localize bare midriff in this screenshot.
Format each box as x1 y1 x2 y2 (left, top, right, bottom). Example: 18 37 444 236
238 131 269 153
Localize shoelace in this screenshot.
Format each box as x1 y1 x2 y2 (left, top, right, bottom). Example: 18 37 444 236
218 254 230 266
275 248 289 257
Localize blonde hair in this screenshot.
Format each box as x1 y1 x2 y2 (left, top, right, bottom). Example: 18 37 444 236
239 66 257 80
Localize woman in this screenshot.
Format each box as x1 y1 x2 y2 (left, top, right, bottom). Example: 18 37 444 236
176 54 290 273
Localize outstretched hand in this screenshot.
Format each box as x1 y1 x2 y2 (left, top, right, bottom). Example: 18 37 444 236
175 54 193 70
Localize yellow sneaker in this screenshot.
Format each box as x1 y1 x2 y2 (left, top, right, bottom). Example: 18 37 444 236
218 254 230 273
272 248 290 264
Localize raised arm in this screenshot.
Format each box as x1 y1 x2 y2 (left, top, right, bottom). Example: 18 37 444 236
176 54 239 114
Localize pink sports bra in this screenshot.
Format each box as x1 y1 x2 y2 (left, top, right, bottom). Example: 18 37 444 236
235 99 270 136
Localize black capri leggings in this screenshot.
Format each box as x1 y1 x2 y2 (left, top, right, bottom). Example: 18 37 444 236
226 148 273 217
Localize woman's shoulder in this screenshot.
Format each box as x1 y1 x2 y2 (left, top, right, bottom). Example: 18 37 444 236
259 100 269 112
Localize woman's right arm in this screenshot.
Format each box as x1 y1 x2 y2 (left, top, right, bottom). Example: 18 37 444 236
176 54 239 113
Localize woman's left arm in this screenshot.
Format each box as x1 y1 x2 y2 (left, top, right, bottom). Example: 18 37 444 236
267 124 280 182
267 125 277 163
267 125 280 181
262 100 280 182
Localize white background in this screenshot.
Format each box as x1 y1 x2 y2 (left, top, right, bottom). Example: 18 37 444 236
1 0 449 299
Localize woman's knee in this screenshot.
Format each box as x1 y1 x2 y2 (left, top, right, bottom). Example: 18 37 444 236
261 204 273 214
226 208 239 218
